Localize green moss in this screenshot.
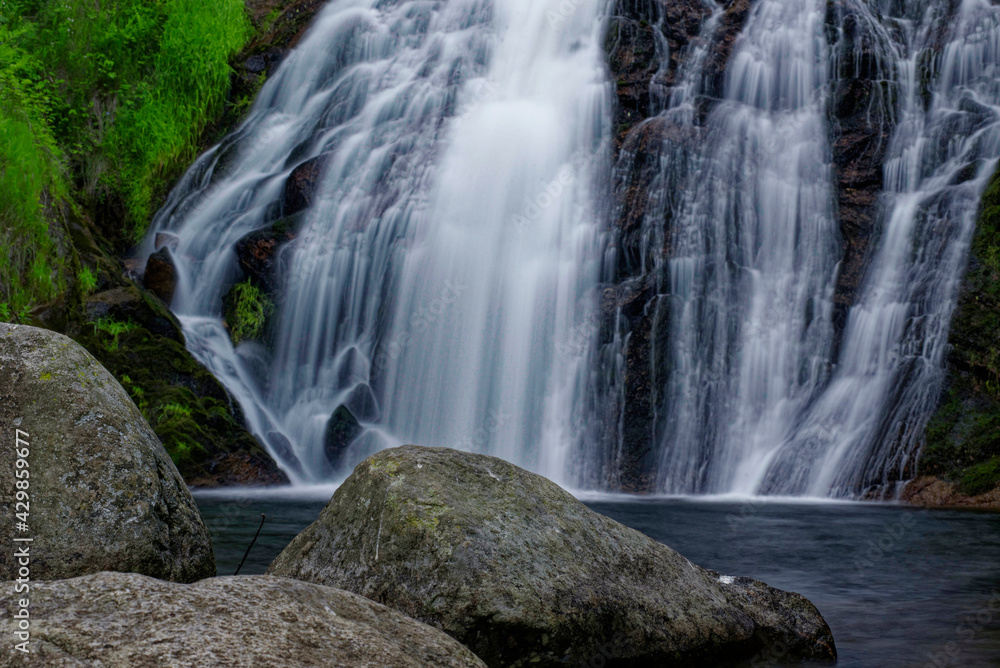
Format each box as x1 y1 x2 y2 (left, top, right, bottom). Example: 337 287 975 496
371 459 400 476
923 165 1000 494
73 288 280 483
224 280 274 345
957 456 1000 497
76 266 97 296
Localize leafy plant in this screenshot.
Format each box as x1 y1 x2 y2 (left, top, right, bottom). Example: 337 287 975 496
0 22 66 316
91 316 137 351
1 0 250 251
226 280 274 345
76 265 97 295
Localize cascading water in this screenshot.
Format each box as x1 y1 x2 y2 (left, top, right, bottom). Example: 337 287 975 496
149 0 1000 497
655 0 842 495
605 0 1000 497
144 0 611 484
770 0 1000 497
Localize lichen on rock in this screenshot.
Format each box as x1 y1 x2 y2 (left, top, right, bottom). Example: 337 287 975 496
0 572 488 668
0 323 215 582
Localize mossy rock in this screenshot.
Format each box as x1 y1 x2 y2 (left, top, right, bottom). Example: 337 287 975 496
269 446 836 668
222 279 276 346
75 285 287 487
923 164 1000 493
0 323 214 582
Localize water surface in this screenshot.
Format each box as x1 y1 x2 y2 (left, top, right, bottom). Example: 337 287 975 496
196 493 1000 667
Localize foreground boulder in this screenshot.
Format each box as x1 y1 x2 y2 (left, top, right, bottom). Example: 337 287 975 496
0 572 487 668
269 446 837 667
0 323 214 582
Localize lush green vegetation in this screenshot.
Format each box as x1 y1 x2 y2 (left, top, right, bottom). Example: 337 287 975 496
91 315 137 351
225 280 274 344
922 166 1000 495
0 0 247 317
0 0 305 482
0 21 67 320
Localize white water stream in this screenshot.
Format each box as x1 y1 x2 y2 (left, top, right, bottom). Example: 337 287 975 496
148 0 1000 497
145 0 611 484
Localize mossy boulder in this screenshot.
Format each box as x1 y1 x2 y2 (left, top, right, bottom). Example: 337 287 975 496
0 323 214 582
269 446 836 667
0 572 488 668
76 285 287 487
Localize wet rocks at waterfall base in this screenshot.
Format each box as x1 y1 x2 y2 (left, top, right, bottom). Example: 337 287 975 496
142 247 178 304
323 404 362 471
0 323 215 582
269 445 837 667
75 288 288 487
0 573 487 668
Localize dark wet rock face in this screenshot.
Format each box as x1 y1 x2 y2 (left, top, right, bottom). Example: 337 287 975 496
701 0 752 101
143 247 178 303
603 0 727 491
0 572 488 668
825 0 899 346
234 219 299 293
324 405 363 471
269 446 837 668
282 155 326 217
77 286 288 487
599 0 917 488
607 0 712 149
0 324 215 582
920 168 1000 497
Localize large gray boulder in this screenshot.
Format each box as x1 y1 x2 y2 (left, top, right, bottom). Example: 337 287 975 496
0 572 487 667
269 446 837 667
0 323 214 582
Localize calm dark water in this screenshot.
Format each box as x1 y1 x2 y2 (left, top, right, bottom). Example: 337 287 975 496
195 492 1000 667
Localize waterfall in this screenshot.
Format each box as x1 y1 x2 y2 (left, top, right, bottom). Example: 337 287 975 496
148 0 1000 497
655 0 842 494
605 0 1000 496
774 0 1000 497
144 0 611 484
